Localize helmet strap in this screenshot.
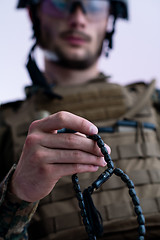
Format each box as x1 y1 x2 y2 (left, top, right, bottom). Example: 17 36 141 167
26 42 62 99
104 16 117 56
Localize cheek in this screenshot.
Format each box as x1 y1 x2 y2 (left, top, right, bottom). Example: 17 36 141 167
40 22 57 46
39 14 58 41
90 20 107 40
92 25 106 46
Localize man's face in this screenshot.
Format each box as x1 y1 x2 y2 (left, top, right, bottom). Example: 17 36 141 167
37 0 110 69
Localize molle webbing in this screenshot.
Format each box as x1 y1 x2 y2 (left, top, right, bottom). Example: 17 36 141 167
34 82 132 123
30 189 160 239
31 196 160 232
39 169 160 203
109 141 160 160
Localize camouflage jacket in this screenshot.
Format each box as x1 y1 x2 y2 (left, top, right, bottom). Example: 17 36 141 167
0 165 38 240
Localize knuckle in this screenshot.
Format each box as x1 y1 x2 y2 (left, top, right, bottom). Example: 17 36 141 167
72 150 82 160
38 164 50 177
66 134 76 146
73 163 81 173
55 111 67 124
28 120 40 133
25 134 40 148
80 118 88 131
30 148 45 164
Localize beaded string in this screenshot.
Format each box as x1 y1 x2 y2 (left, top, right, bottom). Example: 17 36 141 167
72 134 146 240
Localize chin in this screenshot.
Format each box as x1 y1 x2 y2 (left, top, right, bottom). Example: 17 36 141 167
64 49 88 60
53 45 100 69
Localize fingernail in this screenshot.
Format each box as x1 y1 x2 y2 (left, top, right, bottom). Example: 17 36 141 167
93 166 99 171
89 125 98 134
99 157 107 167
105 144 111 154
103 158 107 166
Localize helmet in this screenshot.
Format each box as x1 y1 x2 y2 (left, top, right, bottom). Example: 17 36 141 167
17 0 40 8
110 0 128 19
17 0 128 20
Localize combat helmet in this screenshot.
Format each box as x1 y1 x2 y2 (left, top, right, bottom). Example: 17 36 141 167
17 0 128 20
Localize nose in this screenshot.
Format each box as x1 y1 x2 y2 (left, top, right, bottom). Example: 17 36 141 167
68 6 87 29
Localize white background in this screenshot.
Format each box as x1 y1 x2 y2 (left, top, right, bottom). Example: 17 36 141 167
0 0 160 104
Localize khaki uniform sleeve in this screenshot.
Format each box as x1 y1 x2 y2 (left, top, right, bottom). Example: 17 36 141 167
0 165 39 240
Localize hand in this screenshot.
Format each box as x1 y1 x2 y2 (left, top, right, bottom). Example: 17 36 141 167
11 111 110 202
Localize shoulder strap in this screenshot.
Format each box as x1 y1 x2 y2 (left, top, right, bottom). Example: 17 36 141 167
97 79 156 126
122 79 156 119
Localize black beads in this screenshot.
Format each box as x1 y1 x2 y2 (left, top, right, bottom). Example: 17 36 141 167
72 134 146 240
135 206 143 215
104 154 114 169
92 169 113 189
72 174 95 239
129 188 137 197
127 179 135 189
92 135 146 239
89 134 101 141
114 168 124 176
97 138 105 148
138 237 145 240
138 225 146 236
137 215 145 225
92 135 114 170
132 195 140 206
101 146 108 155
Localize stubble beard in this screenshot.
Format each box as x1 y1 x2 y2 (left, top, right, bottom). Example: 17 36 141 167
55 46 102 70
39 32 105 70
53 39 104 70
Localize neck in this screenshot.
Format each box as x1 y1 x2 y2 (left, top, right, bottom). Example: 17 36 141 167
44 58 100 86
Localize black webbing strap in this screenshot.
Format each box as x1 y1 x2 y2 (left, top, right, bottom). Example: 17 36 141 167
26 43 62 99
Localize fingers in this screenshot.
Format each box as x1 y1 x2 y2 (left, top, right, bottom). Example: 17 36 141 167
37 146 107 167
28 111 111 156
50 163 100 179
28 130 111 157
29 111 98 136
38 132 104 156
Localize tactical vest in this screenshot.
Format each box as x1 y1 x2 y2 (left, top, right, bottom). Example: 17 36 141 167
1 79 160 240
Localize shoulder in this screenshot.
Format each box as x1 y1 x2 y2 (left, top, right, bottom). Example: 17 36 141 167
125 79 160 111
1 100 23 112
125 80 152 92
126 80 159 99
0 100 24 125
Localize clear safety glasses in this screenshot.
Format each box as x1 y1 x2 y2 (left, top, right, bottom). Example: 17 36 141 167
41 0 110 21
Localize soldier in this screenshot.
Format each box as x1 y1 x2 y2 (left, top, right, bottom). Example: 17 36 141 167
0 0 160 240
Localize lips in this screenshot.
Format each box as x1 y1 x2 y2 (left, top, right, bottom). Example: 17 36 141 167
60 30 91 46
63 35 87 45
